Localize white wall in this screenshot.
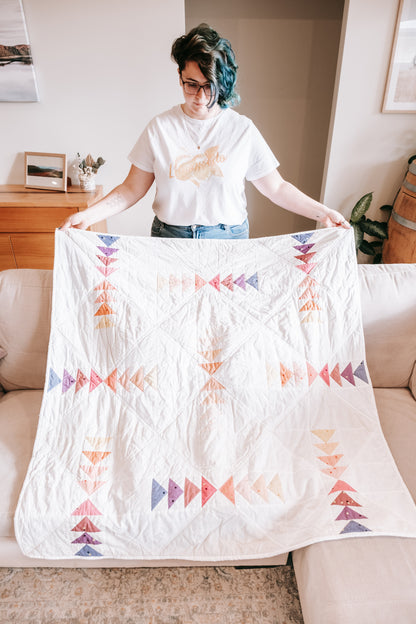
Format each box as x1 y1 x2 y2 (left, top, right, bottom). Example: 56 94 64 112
185 0 344 237
1 0 185 235
322 0 416 233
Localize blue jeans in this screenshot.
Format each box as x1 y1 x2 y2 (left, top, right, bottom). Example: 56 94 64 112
151 216 249 239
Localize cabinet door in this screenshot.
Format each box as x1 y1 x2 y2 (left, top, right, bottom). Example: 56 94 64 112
0 234 17 270
10 233 55 269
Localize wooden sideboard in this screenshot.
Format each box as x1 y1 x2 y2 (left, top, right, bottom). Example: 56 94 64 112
0 185 107 271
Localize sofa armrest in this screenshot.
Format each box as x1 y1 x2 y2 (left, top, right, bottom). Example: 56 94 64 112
0 269 53 391
359 264 416 388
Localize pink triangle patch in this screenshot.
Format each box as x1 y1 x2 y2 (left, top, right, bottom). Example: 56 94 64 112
221 274 234 291
71 499 102 516
296 263 316 274
209 274 220 291
319 364 330 386
184 478 200 507
307 362 318 386
195 275 206 291
201 476 216 506
89 370 102 392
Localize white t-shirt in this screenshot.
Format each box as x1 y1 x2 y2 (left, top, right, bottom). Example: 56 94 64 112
128 104 279 226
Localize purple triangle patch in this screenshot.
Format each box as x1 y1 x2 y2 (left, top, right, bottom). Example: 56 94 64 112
294 244 314 254
71 532 102 545
151 479 167 511
97 246 118 257
234 274 246 290
62 368 76 393
335 506 368 521
47 368 61 392
354 361 369 384
291 233 313 244
341 363 355 386
168 478 184 509
340 520 371 534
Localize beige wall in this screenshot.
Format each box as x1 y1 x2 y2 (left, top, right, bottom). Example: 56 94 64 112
322 0 416 241
1 0 185 235
185 0 344 237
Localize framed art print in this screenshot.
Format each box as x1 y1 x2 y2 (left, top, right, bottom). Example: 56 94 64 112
383 0 416 113
25 152 67 191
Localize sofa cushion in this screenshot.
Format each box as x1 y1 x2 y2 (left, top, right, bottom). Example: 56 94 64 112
293 537 416 624
0 269 52 391
358 264 416 388
375 387 416 501
0 390 42 537
409 362 416 401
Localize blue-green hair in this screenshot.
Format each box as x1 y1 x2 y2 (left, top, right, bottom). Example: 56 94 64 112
171 23 240 109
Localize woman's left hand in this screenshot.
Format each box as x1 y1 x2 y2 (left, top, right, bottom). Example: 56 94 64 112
318 208 351 229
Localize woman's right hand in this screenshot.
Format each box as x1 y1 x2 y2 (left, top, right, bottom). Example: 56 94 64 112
59 210 92 231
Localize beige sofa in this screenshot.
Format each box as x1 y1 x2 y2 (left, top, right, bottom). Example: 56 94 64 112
1 265 415 622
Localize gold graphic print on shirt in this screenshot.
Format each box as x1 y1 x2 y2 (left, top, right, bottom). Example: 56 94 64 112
169 146 226 187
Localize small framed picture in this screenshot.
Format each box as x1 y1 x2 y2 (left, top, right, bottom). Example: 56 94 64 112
24 152 67 191
382 0 416 113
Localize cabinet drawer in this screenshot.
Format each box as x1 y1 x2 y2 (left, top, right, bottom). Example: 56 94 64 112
10 233 55 269
0 234 17 270
0 207 77 232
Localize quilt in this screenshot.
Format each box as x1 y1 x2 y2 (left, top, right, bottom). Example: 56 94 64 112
15 227 416 560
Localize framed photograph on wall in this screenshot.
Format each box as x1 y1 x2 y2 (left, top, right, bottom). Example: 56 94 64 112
383 0 416 113
25 152 67 191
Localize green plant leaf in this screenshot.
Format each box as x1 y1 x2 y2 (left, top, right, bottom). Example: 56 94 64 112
373 253 382 264
359 220 388 239
380 204 393 211
350 192 373 223
359 240 376 255
352 223 364 250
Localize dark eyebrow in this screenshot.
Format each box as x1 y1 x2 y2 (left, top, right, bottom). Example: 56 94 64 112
182 77 210 86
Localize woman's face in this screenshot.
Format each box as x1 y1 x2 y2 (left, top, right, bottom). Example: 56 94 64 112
180 61 220 120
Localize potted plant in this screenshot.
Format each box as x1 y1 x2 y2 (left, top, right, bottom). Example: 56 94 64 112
349 193 391 263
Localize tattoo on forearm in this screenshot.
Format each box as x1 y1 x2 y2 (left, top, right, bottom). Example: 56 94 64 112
105 191 124 209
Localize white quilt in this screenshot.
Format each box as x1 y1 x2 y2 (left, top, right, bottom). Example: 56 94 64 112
15 227 416 560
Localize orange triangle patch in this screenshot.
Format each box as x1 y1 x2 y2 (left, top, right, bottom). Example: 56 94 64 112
105 368 118 393
82 451 111 465
95 303 115 316
280 363 292 386
94 280 116 291
219 476 235 505
252 474 269 502
118 369 131 391
318 454 344 467
78 480 106 495
130 367 144 391
201 377 225 392
200 362 223 375
95 317 115 329
311 429 336 443
236 475 252 502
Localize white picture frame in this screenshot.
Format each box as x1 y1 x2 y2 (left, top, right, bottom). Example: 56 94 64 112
25 152 67 192
383 0 416 113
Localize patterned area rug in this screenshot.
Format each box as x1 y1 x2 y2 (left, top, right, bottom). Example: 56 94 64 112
0 564 303 623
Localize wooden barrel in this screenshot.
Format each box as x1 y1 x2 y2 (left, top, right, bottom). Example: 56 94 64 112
383 160 416 263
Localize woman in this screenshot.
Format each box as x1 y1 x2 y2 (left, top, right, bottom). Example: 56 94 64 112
60 24 349 237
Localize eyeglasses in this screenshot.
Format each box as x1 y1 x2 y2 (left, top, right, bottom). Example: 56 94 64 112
181 79 212 97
